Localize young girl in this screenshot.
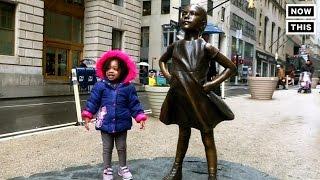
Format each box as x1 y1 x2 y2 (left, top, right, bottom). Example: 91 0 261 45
159 5 236 180
81 50 147 180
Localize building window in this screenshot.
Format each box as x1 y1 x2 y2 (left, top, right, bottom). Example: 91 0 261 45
221 7 225 21
114 0 123 6
112 29 123 50
244 21 255 40
256 59 262 76
270 64 275 77
231 0 255 18
259 13 263 26
143 1 151 16
163 27 176 47
45 10 83 43
277 27 281 52
231 36 243 55
264 17 268 50
271 22 275 52
258 30 262 46
207 0 213 16
181 0 190 8
161 0 170 14
65 0 84 6
140 27 149 59
141 27 149 47
262 61 268 77
230 13 243 30
0 2 15 56
244 42 254 60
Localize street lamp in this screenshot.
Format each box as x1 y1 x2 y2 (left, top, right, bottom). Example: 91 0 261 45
151 57 156 70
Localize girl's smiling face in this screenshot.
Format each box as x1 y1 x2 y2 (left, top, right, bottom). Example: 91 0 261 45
180 5 206 31
106 59 121 81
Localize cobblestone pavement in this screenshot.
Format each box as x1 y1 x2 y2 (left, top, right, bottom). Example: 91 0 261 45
1 89 319 179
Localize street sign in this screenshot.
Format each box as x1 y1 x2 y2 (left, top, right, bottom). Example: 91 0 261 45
170 20 178 27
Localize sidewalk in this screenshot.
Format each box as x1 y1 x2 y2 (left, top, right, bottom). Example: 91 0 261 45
1 89 319 179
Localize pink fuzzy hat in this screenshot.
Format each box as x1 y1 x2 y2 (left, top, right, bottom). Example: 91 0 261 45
96 50 138 83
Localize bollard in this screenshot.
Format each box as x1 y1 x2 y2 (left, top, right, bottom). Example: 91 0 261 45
286 75 289 89
221 82 225 99
72 69 83 125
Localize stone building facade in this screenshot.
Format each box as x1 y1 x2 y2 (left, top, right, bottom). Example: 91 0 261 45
0 0 141 86
0 0 44 86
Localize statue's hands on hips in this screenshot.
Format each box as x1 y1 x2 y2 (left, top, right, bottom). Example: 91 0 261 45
203 81 218 93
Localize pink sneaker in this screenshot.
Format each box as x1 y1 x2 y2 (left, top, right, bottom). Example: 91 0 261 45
118 166 133 180
103 168 113 180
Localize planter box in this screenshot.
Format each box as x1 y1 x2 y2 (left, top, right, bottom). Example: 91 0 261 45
248 77 279 100
311 78 319 88
145 85 170 118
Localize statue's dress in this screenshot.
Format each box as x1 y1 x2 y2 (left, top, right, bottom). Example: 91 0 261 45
160 39 234 133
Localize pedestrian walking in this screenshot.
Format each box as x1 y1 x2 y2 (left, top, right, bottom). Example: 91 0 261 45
81 50 148 180
301 59 314 77
159 5 236 180
277 65 287 89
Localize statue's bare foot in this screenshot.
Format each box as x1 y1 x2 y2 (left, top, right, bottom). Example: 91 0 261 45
208 173 217 180
208 167 217 180
163 162 182 180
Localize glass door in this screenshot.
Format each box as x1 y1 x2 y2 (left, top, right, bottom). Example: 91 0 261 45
45 47 68 79
45 47 55 76
262 61 268 77
57 49 68 76
72 50 81 68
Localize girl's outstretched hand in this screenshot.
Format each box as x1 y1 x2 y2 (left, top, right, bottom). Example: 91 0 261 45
140 121 146 130
84 118 91 131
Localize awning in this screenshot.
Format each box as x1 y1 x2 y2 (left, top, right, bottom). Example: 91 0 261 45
203 23 224 34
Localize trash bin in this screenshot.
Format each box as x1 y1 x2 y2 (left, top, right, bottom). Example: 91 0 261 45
74 67 97 92
86 67 97 91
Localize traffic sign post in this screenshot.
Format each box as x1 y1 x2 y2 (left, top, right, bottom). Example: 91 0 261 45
71 68 83 126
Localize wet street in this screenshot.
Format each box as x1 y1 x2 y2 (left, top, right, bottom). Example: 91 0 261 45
0 86 248 137
0 92 149 136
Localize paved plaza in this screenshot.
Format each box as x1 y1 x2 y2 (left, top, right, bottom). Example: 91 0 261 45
1 89 319 179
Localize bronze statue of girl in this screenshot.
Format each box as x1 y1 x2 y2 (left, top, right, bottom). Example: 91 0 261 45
159 4 237 180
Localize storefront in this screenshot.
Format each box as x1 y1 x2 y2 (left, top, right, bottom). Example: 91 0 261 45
256 50 277 77
230 36 254 82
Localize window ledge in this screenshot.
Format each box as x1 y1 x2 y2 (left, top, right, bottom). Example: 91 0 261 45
0 55 19 64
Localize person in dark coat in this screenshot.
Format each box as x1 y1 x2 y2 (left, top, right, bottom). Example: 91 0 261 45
79 60 87 68
301 59 314 77
81 50 147 180
159 5 236 180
